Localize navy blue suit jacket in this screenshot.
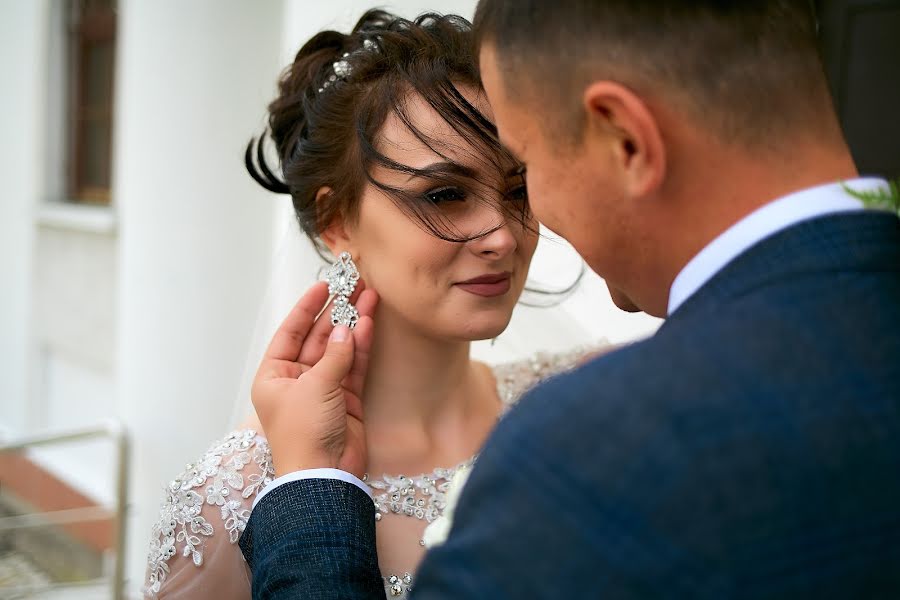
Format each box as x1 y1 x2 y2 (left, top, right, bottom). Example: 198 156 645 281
241 211 900 598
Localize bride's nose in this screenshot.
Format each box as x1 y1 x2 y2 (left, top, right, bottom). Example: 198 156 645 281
467 220 517 260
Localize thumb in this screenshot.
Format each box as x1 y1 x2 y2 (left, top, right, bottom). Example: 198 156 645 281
310 325 355 385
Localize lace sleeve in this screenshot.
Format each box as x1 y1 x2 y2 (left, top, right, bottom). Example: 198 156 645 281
143 430 275 599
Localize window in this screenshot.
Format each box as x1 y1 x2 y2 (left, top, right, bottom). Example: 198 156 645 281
66 0 117 204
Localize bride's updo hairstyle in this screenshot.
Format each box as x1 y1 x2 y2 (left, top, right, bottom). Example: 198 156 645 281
246 10 530 255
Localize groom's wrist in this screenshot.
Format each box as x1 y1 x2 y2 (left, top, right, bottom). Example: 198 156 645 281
269 442 342 477
252 468 373 510
273 458 338 478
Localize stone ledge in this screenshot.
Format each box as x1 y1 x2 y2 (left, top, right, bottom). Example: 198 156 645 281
36 204 117 235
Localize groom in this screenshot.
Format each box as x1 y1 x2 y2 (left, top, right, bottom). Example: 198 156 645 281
241 1 900 597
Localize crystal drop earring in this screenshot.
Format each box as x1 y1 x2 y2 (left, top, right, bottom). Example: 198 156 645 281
323 251 360 329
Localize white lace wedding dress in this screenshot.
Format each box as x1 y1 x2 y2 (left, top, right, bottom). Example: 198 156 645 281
143 348 598 599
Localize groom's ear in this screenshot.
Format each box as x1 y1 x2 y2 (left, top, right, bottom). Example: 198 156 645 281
582 81 666 200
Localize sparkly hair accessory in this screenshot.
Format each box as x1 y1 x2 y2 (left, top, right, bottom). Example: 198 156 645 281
318 38 379 93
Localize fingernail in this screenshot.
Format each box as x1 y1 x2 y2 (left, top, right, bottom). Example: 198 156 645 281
330 325 350 342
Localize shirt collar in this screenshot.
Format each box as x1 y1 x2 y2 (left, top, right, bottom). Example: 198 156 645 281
667 177 889 316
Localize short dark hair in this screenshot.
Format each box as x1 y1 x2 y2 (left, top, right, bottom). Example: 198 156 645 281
247 10 529 256
473 0 839 148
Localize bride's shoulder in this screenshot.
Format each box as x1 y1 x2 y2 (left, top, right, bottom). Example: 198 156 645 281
489 340 616 408
144 429 274 597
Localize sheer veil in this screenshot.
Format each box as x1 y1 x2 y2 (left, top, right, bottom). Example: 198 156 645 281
228 205 321 429
228 208 606 429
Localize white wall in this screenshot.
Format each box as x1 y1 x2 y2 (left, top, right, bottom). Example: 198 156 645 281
28 218 120 506
114 0 285 591
0 0 44 436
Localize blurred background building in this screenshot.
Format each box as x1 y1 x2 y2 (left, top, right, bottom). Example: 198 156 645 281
0 0 896 598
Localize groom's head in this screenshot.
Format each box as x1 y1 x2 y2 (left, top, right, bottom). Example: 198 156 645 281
475 0 855 316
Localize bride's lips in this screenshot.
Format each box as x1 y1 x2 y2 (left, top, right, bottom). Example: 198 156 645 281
455 272 512 297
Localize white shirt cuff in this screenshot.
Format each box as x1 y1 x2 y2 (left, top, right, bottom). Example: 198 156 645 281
252 468 373 510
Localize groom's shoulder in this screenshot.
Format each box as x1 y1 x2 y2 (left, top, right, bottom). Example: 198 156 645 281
490 313 796 463
489 282 900 467
476 336 721 506
494 336 695 450
525 329 711 411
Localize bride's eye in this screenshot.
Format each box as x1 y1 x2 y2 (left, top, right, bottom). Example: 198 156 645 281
424 186 467 204
507 184 528 203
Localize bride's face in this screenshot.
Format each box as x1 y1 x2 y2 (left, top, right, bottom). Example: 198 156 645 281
333 87 538 341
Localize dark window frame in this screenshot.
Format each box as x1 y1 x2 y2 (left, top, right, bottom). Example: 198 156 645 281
67 0 117 204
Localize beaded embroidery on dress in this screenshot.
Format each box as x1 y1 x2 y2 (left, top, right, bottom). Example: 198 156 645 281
144 430 275 597
143 346 600 599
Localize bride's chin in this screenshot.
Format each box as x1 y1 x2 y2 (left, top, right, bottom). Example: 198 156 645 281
457 311 514 342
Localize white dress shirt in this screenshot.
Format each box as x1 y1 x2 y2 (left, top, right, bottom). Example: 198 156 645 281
253 177 888 510
253 467 371 509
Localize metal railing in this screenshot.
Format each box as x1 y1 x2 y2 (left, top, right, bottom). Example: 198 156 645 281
0 421 129 599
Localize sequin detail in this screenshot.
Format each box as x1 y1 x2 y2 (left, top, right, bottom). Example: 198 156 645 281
368 458 476 523
386 572 414 597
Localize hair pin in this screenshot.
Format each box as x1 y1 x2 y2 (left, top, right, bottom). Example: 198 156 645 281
317 38 379 93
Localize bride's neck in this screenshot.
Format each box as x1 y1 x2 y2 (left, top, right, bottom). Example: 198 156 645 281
362 305 494 466
365 311 472 425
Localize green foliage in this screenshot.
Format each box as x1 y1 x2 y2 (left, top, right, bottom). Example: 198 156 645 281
842 178 900 214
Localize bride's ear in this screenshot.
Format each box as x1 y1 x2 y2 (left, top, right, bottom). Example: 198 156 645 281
316 186 354 256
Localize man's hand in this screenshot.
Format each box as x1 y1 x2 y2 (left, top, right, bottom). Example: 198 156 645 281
251 281 379 479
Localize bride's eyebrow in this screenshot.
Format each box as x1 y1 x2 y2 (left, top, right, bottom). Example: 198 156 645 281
404 161 478 182
506 164 526 177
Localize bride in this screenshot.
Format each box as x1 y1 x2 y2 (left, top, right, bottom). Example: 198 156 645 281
143 10 604 599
